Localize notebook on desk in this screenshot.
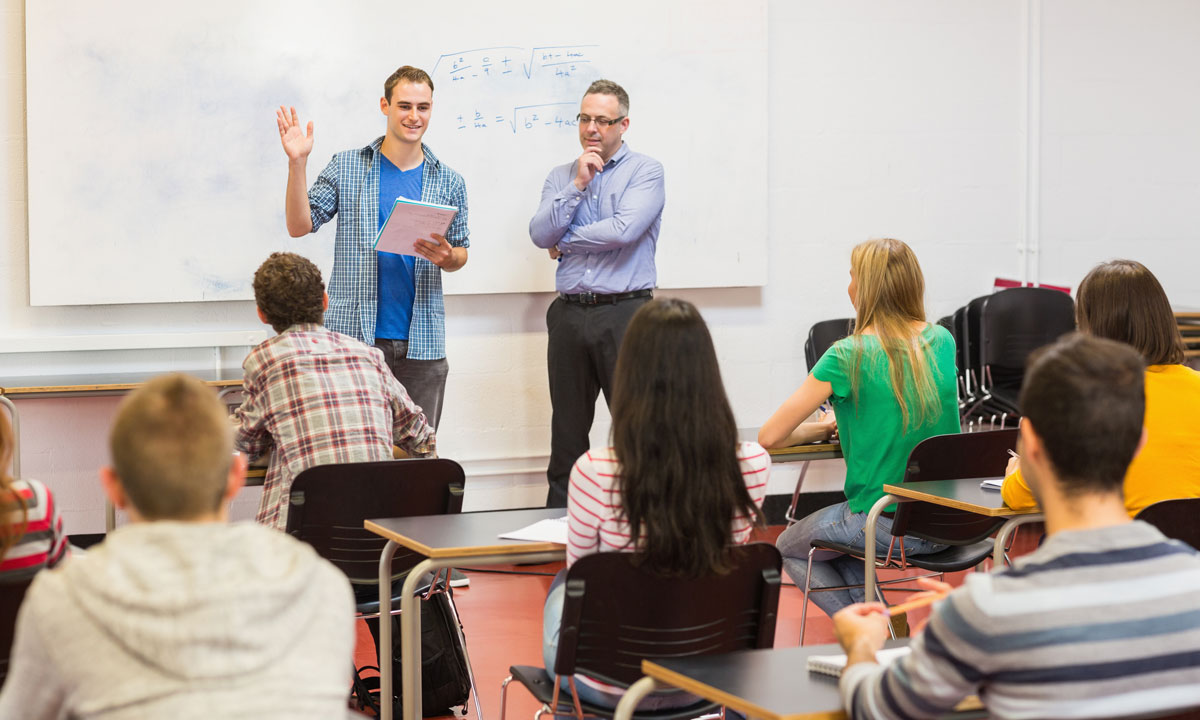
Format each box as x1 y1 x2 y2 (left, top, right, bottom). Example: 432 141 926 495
807 646 912 677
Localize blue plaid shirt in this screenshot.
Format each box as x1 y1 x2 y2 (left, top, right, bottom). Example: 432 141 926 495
307 139 470 360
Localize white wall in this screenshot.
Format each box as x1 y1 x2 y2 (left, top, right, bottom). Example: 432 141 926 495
3 0 1198 533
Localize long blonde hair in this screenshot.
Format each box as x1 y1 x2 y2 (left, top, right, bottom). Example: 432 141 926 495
0 412 28 564
843 238 941 431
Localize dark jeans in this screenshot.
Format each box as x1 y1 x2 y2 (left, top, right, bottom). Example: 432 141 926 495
374 338 450 430
544 295 650 508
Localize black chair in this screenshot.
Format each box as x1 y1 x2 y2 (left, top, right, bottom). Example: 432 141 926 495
785 318 855 524
798 430 1018 644
284 458 474 713
0 578 32 687
1135 498 1200 552
976 287 1076 417
500 543 782 720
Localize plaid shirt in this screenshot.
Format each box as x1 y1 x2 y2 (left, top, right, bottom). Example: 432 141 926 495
232 324 436 530
308 139 470 359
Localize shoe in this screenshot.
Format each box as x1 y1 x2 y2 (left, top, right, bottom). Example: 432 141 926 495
449 569 470 588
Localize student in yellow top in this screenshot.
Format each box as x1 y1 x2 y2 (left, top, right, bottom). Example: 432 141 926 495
1002 259 1200 516
761 238 960 618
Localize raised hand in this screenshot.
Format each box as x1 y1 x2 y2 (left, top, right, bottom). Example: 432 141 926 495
276 106 314 162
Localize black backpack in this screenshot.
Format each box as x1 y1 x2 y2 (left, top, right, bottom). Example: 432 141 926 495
352 587 472 717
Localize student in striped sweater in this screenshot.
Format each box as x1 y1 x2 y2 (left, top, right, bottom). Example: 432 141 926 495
542 297 770 710
0 411 67 583
833 333 1200 720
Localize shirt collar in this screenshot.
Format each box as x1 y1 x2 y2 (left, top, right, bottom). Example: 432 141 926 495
365 137 441 169
605 141 630 168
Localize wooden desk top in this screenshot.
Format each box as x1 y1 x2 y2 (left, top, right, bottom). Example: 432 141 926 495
738 429 843 463
365 507 566 559
883 478 1041 517
1 370 244 397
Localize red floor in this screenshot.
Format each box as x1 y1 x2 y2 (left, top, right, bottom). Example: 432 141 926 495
353 523 1043 719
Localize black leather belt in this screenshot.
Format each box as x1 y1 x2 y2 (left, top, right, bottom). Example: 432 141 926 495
558 289 654 305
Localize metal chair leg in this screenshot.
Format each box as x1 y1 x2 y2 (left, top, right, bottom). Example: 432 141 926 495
441 587 484 720
799 547 816 645
499 675 513 720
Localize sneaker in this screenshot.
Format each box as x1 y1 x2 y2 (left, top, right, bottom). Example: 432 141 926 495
449 569 470 588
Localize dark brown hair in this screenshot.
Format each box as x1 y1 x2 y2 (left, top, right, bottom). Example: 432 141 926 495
1019 333 1145 496
385 65 434 101
609 297 766 577
1076 260 1185 366
110 374 233 520
253 252 325 333
0 412 28 563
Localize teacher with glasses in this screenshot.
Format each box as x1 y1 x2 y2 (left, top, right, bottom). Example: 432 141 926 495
529 79 666 508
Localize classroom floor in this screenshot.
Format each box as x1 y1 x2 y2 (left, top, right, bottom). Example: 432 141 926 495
352 524 1042 719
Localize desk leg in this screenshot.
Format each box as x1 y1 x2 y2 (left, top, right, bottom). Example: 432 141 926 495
863 494 900 602
993 514 1044 567
378 541 403 720
613 676 660 720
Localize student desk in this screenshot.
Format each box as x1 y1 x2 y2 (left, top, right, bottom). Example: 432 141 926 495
862 479 1043 600
365 507 567 720
612 641 985 720
739 429 843 464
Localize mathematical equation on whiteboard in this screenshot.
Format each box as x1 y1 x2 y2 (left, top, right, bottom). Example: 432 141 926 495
430 44 599 135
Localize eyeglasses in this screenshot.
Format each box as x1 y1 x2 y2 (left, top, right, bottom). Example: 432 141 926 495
576 114 625 128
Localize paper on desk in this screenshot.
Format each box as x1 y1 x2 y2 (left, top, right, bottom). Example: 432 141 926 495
807 646 911 677
979 476 1005 490
500 516 568 544
374 196 458 257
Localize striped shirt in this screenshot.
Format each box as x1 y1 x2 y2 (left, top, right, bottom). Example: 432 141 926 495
308 139 470 359
566 441 770 567
841 521 1200 720
233 324 437 531
0 479 67 582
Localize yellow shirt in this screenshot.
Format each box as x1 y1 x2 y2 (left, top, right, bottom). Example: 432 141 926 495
1001 364 1200 517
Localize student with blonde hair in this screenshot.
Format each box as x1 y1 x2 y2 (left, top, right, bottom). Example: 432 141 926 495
0 374 355 718
1002 259 1200 515
761 238 959 619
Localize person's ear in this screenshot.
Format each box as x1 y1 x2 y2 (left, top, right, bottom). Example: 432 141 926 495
100 466 129 511
256 306 270 326
224 453 247 506
1132 425 1149 460
380 95 389 115
323 291 329 311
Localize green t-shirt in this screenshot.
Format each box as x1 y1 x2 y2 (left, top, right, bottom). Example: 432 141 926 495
812 324 961 513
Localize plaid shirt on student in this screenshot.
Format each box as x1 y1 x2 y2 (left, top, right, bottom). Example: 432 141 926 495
308 139 470 359
232 324 436 530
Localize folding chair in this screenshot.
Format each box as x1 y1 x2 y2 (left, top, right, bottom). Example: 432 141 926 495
798 430 1018 644
1135 498 1200 552
786 318 855 524
976 287 1076 418
284 458 479 717
500 543 782 720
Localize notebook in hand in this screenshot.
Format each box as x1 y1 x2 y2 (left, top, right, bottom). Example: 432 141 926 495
806 646 912 677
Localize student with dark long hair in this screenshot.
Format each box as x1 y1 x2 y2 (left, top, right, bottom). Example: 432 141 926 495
0 412 67 582
1002 259 1200 514
542 297 770 708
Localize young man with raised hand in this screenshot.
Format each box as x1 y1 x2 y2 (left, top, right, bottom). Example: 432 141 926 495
0 374 355 718
278 65 469 430
833 333 1200 720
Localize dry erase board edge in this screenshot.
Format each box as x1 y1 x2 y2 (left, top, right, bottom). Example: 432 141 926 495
0 331 269 354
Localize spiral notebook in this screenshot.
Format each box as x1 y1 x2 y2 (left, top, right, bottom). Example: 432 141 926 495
806 646 912 677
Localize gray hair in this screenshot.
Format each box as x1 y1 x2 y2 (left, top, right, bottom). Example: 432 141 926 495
584 79 629 116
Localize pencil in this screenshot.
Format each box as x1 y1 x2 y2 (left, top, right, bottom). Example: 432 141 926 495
887 591 949 616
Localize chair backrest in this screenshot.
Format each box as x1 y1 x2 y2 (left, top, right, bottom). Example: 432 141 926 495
980 287 1076 371
1135 498 1200 552
805 318 855 372
891 430 1018 545
285 458 465 584
554 543 782 687
0 578 32 685
962 295 990 388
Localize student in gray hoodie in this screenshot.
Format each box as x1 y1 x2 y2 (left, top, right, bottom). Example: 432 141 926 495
0 373 356 719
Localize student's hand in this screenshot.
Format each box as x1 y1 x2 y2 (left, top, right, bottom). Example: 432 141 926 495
277 106 314 162
414 233 456 268
573 150 604 190
908 577 953 635
1006 454 1020 476
833 603 891 661
818 410 838 439
548 246 562 260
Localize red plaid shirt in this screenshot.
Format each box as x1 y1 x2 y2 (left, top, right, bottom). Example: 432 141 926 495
233 324 436 530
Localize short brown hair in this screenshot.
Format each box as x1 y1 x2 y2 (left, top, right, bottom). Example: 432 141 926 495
1019 333 1145 496
584 79 629 116
109 374 233 520
1076 260 1185 366
385 65 434 101
253 252 325 333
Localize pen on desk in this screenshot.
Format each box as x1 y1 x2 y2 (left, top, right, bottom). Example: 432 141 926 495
1007 449 1019 460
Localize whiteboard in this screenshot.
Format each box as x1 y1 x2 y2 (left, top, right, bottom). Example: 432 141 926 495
26 0 767 305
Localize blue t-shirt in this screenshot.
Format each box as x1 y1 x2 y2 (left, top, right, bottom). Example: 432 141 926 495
375 157 423 340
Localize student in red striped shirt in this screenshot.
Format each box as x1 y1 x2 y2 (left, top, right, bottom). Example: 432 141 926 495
541 297 770 710
0 411 67 583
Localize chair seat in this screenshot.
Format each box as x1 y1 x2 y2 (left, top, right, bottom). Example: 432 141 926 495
811 539 994 574
508 665 717 720
352 574 440 616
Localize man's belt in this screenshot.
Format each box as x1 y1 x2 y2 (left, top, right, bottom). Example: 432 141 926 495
558 289 654 305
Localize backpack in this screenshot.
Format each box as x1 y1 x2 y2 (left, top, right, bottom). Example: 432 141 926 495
352 587 472 717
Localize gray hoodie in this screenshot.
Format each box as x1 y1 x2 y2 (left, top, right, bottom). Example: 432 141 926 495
0 521 355 719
